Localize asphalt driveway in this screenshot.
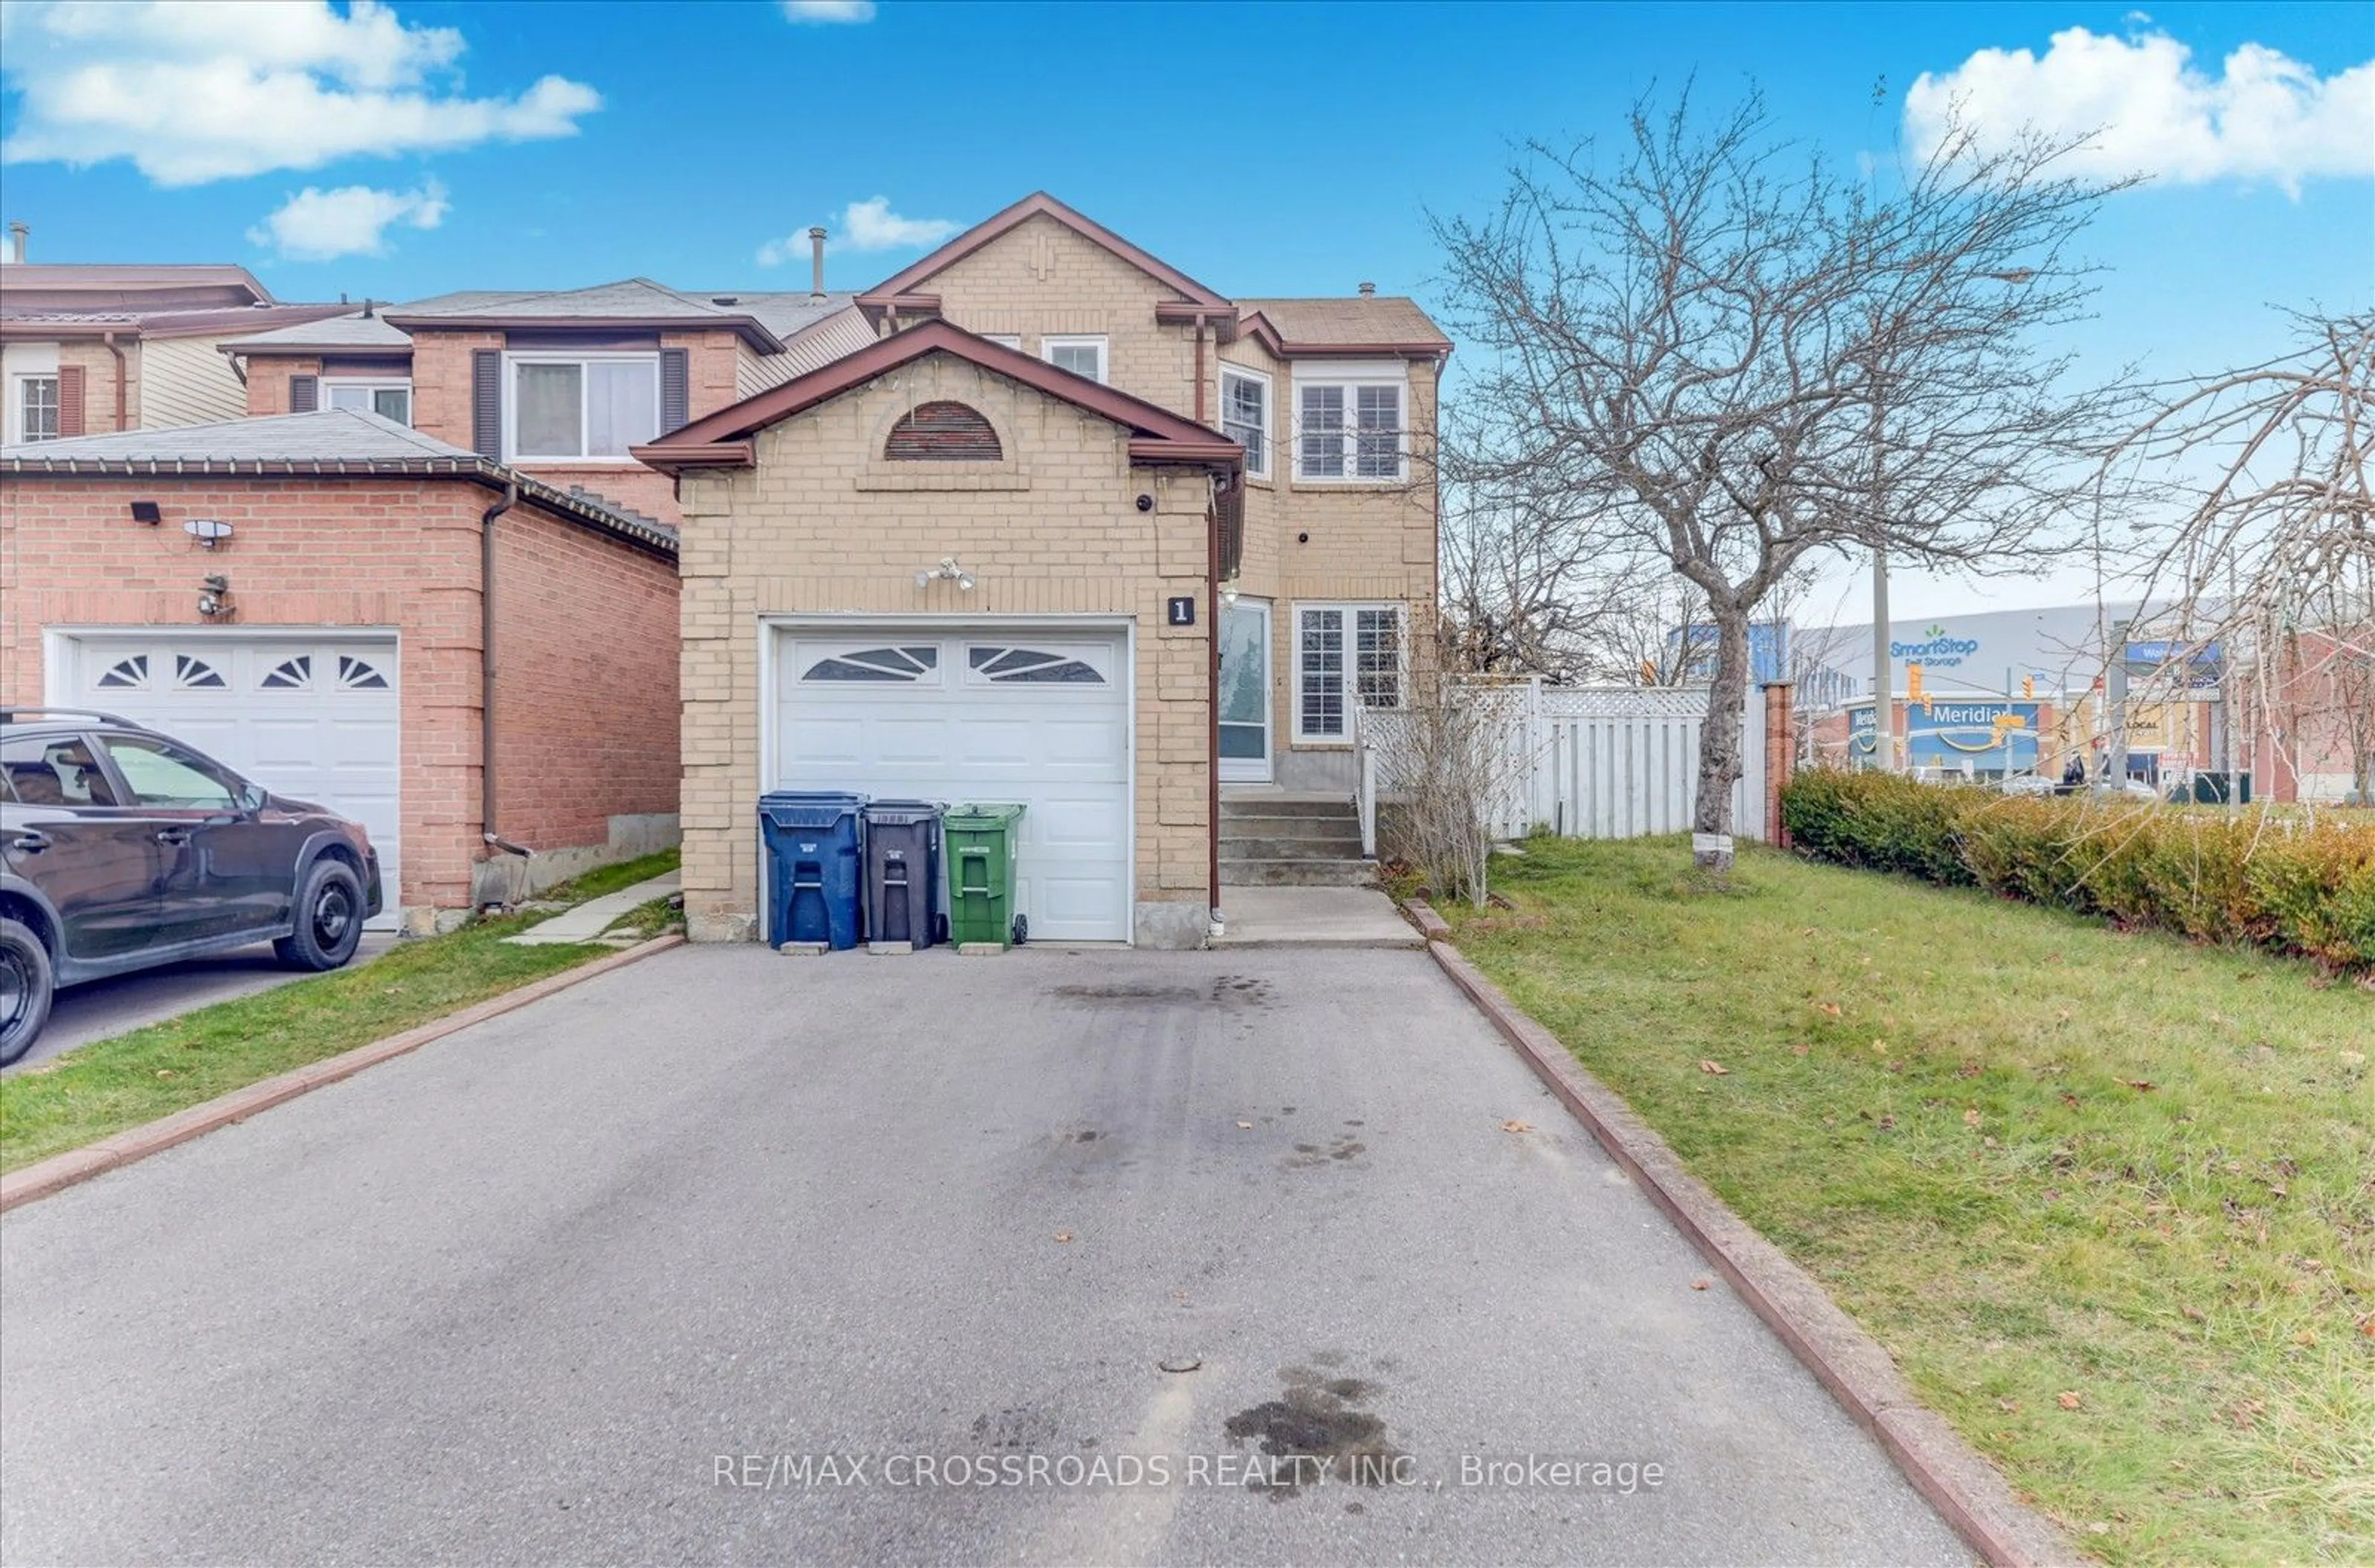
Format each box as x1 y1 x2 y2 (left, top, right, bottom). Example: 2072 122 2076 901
0 945 1967 1566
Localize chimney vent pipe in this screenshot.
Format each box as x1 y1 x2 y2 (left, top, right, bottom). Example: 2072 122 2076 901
4 222 26 265
1357 280 1376 297
809 226 829 300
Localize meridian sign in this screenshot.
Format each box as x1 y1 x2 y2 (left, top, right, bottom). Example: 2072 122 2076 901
1852 700 2042 769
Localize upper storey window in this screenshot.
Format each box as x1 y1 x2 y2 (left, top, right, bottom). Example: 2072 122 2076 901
15 375 60 442
1220 366 1269 479
1040 335 1107 384
1294 372 1406 483
325 380 411 425
507 354 658 462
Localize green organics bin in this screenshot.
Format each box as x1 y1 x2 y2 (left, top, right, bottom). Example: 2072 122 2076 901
944 803 1026 948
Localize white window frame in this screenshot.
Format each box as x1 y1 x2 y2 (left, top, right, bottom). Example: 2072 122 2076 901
981 333 1023 350
501 351 661 464
14 373 61 443
1291 602 1406 745
1219 364 1270 479
1292 364 1409 484
1040 334 1108 385
322 378 413 426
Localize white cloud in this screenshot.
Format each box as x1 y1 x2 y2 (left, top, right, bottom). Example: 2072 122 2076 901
755 196 961 265
837 195 959 251
781 1 876 21
247 181 448 260
0 0 601 186
1905 27 2375 195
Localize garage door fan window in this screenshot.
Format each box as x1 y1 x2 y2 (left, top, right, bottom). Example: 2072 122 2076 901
95 654 149 689
803 647 939 683
969 647 1103 684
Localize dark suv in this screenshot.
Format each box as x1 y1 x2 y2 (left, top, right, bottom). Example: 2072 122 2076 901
1 709 382 1064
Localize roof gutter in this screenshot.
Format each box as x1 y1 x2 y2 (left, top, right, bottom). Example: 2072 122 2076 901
480 480 533 867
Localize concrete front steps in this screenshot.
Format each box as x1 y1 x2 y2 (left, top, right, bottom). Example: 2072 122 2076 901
1219 790 1377 887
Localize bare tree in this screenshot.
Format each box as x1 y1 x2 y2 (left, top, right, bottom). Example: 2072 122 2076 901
2103 311 2374 801
1436 90 2133 872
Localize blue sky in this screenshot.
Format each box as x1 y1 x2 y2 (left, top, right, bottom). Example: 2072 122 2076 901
3 0 2369 616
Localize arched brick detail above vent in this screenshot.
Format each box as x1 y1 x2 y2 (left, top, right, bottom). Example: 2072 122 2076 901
884 401 1003 462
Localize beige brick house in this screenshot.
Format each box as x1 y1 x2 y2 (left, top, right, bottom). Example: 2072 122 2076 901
638 194 1448 947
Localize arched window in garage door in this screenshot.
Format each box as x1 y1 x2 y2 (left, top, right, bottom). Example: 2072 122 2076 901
967 647 1106 684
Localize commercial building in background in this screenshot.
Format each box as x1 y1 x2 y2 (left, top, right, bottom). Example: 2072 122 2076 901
1786 601 2370 803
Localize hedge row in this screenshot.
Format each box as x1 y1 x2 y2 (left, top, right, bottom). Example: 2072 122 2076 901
1779 770 2375 969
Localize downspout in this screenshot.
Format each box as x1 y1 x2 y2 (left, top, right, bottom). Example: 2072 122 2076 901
1192 320 1207 424
103 330 129 430
1207 468 1225 939
481 481 534 864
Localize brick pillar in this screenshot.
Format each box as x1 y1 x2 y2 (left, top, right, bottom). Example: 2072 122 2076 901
1763 683 1795 848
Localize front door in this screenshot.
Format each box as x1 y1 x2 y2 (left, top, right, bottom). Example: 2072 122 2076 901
1218 600 1272 783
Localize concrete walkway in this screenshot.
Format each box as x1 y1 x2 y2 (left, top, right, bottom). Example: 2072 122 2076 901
503 872 679 945
1212 884 1424 948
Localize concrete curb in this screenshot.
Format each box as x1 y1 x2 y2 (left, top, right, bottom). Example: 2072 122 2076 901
1407 900 2076 1568
1 935 685 1215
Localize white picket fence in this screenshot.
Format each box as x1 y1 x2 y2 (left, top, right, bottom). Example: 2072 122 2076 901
1367 680 1766 843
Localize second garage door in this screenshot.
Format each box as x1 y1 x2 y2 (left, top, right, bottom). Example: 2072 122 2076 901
773 628 1131 943
59 631 403 926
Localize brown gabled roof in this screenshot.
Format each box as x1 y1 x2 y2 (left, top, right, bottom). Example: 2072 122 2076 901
862 192 1233 310
633 318 1243 473
1238 297 1451 357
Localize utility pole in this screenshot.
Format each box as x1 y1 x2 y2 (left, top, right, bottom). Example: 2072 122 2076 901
1872 546 1892 772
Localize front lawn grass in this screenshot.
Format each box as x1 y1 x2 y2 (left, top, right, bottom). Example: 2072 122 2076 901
1440 835 2372 1566
0 848 682 1175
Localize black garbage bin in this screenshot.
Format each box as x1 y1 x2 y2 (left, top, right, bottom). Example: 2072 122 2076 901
862 799 943 951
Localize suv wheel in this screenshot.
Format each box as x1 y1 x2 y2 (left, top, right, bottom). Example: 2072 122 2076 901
0 918 54 1067
274 860 365 972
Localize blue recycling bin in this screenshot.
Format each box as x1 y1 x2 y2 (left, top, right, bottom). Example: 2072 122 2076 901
760 791 865 950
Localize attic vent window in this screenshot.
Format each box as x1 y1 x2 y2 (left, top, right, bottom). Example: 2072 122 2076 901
884 401 1001 462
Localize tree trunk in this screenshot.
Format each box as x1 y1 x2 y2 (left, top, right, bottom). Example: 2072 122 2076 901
1692 604 1753 876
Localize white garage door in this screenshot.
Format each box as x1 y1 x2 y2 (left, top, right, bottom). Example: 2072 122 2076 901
774 628 1132 943
59 632 403 926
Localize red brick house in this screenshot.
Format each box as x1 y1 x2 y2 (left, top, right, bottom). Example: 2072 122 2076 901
0 410 680 931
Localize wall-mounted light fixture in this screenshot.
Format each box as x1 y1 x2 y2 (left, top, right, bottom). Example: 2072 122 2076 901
197 574 233 619
914 556 975 592
1220 578 1241 608
129 500 161 526
184 518 234 549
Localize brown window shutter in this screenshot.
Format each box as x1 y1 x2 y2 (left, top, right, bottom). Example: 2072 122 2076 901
1216 482 1245 582
288 373 318 413
472 350 502 458
57 364 85 437
660 347 689 434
